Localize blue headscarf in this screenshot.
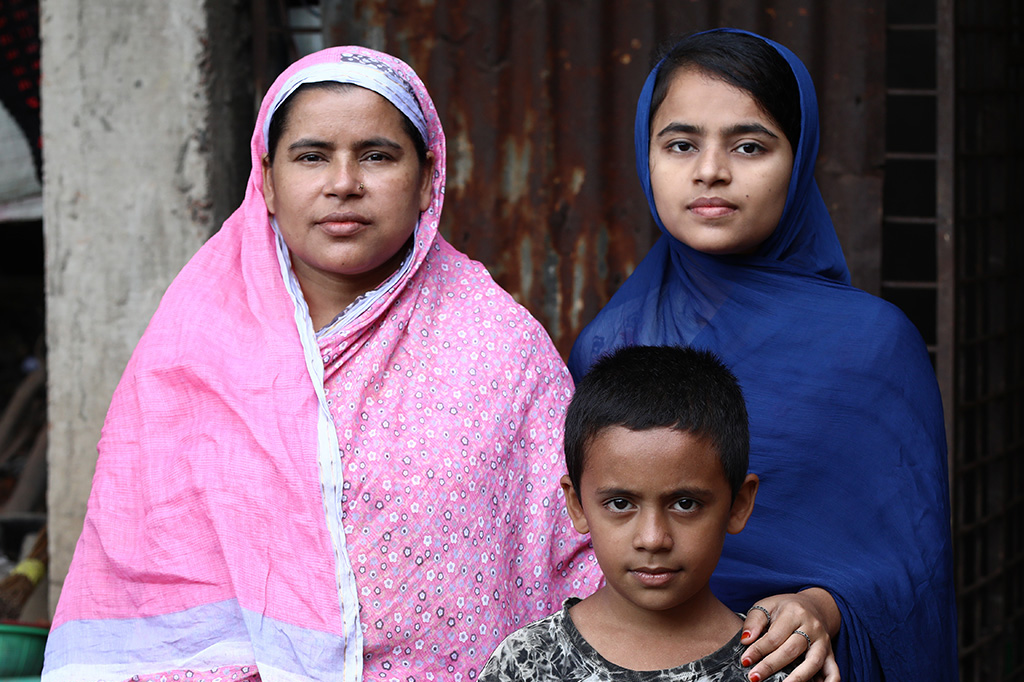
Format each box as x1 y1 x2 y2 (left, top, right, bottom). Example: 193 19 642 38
569 28 957 680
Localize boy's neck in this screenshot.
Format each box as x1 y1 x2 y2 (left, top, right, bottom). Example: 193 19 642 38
569 585 742 671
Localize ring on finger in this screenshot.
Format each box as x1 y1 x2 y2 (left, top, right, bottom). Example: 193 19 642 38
749 605 772 624
793 629 812 649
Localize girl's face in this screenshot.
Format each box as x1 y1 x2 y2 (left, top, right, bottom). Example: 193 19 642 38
649 67 794 255
262 85 432 297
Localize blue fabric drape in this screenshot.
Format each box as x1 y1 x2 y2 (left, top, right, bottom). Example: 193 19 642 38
568 28 957 681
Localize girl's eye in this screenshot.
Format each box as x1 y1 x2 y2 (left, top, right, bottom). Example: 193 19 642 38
605 498 634 512
669 140 695 153
364 151 390 162
297 153 322 163
737 142 765 155
673 498 699 513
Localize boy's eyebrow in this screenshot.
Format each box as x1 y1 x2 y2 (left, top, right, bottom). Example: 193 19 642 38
594 486 639 497
594 485 717 499
665 485 716 499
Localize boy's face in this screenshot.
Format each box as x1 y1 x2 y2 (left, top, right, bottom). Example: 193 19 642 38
561 426 758 618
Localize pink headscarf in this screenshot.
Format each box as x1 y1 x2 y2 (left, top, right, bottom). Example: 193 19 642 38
44 47 598 682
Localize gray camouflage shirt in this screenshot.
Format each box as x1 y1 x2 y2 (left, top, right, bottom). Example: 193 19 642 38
480 598 791 682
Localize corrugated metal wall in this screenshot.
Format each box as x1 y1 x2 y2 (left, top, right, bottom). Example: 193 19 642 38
252 2 1024 678
307 0 886 356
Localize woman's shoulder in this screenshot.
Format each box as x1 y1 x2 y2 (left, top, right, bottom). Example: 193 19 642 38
424 238 556 338
824 283 930 356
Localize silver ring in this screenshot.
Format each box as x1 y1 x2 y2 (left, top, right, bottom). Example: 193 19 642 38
794 629 812 649
749 605 772 624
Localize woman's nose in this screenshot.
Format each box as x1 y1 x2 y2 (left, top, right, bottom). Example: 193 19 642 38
325 158 363 196
693 147 730 186
633 510 673 552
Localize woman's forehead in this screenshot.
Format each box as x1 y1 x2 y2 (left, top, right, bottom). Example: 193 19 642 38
280 86 409 139
263 55 427 149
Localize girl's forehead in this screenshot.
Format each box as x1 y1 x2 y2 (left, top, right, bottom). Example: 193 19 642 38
651 68 786 141
656 71 764 121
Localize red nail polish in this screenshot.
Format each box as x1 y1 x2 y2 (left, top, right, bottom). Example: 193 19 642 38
750 673 762 682
742 657 752 667
742 630 751 640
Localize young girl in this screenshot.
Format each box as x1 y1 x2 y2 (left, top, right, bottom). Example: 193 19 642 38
568 28 957 682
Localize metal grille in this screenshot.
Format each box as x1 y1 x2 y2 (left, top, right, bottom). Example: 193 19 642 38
885 1 1024 678
950 0 1024 678
882 3 941 360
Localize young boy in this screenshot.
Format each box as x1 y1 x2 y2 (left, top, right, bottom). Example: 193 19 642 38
481 345 789 681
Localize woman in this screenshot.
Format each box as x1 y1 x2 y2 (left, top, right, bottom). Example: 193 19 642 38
568 29 957 682
44 47 598 681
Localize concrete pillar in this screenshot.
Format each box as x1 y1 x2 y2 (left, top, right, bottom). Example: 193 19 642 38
40 0 250 613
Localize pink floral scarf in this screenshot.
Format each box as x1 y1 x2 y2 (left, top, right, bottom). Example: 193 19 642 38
44 47 598 682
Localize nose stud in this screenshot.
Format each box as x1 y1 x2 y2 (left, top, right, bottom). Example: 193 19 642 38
358 183 364 191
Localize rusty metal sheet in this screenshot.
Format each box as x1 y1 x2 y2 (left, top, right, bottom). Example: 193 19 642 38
317 0 885 357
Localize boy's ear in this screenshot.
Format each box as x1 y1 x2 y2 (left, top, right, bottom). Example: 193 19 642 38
727 473 759 534
560 474 590 535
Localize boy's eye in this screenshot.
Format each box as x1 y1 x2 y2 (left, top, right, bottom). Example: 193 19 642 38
605 498 634 512
673 498 699 512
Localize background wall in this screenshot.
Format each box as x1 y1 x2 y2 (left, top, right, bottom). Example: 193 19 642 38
40 0 251 608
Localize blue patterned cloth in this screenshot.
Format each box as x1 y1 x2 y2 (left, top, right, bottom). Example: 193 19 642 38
568 28 958 681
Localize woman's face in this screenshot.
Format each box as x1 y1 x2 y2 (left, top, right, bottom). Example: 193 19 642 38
262 85 432 296
649 67 794 255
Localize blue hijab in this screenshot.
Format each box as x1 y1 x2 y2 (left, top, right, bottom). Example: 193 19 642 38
568 28 957 680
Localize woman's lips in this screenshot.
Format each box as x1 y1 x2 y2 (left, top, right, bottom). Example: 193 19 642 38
688 197 737 219
317 212 369 237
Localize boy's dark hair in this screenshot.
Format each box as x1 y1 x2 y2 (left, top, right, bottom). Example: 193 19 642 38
565 345 749 498
266 81 429 166
650 30 801 155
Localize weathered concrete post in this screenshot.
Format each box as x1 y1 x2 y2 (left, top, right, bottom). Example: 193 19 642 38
40 0 250 614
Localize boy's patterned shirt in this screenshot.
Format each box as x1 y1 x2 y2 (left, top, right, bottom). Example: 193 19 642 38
480 599 791 682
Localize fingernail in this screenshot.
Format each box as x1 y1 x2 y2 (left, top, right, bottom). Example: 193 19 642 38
750 673 761 682
742 657 752 667
742 630 751 640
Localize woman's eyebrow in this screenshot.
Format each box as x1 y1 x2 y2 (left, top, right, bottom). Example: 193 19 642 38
723 122 779 138
655 122 702 138
287 138 332 152
286 137 405 152
356 136 403 151
655 122 780 140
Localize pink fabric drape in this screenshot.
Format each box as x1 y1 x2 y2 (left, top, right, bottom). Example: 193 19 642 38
44 47 598 682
